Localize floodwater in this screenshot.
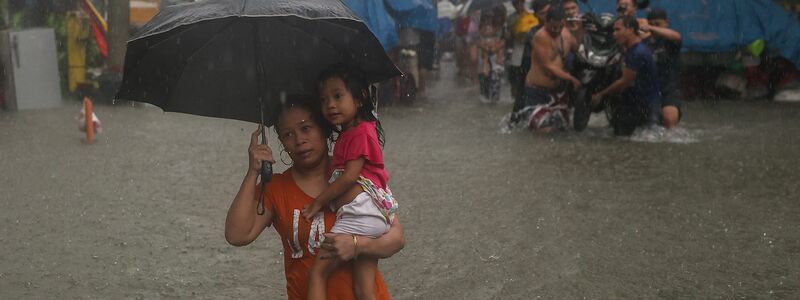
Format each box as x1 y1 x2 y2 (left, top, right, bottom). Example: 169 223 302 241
1 61 799 298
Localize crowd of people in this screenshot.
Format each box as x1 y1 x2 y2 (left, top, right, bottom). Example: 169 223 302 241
437 0 686 136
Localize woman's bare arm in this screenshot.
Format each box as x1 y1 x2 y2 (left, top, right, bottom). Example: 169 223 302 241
319 217 406 260
225 171 274 246
224 126 275 246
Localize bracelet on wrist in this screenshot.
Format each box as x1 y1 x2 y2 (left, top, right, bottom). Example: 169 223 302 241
352 234 359 260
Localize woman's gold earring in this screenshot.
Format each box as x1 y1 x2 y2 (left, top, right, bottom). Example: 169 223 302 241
280 149 293 166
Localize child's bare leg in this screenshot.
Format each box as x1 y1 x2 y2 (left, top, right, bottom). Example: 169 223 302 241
352 256 378 300
308 249 340 300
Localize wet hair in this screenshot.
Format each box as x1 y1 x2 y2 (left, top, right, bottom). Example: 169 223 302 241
546 6 566 22
273 94 334 140
317 63 385 147
616 15 639 32
531 0 551 12
617 0 649 10
647 8 668 21
562 0 578 5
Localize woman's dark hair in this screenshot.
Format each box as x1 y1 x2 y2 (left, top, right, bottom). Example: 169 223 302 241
273 94 334 141
317 63 386 148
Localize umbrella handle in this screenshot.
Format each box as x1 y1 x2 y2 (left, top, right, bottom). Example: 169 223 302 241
261 161 272 182
257 162 272 215
260 126 273 183
256 129 272 216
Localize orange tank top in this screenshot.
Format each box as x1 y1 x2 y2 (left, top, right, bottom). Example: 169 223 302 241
263 172 391 300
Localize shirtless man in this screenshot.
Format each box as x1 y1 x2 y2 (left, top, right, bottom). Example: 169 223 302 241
519 7 580 132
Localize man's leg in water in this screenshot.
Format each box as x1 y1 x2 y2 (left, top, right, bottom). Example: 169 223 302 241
661 78 683 128
353 256 378 300
308 249 341 300
613 95 650 136
662 105 680 128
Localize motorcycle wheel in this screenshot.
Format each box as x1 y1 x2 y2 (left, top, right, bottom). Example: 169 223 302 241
573 87 591 132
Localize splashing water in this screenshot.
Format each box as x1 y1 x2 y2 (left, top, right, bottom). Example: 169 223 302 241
498 111 532 134
629 126 700 144
498 110 701 144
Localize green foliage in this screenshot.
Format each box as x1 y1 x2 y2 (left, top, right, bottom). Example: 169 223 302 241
46 13 70 96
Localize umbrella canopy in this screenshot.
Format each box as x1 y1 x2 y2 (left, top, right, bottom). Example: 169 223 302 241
115 0 401 126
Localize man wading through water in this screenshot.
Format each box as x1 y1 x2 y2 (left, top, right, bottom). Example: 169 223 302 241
519 7 580 133
643 8 683 129
592 15 661 136
510 0 549 123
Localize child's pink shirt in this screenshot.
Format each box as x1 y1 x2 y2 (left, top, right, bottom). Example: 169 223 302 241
331 121 388 189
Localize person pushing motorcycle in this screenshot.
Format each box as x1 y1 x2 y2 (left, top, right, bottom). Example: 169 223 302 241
591 15 661 136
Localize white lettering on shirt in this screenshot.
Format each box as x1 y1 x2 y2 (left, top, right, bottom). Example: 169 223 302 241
289 209 325 259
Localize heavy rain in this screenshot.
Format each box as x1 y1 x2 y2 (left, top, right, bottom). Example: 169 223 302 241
1 0 799 299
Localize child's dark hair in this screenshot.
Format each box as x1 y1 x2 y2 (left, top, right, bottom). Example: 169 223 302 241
317 63 386 148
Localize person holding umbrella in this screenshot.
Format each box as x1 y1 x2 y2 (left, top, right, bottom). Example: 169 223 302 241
114 1 405 298
225 96 405 299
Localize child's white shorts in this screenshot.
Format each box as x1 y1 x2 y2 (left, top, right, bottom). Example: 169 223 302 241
330 192 390 238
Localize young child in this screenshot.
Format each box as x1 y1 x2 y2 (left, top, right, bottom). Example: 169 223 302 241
302 64 398 300
478 19 506 103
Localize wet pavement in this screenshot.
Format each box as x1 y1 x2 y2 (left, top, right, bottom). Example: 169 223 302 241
1 60 799 298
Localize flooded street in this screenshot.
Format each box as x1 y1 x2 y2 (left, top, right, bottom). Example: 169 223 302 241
2 61 799 298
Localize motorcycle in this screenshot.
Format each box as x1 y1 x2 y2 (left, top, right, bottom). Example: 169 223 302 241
570 12 623 132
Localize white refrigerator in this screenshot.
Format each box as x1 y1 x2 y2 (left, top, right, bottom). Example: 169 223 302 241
0 27 62 111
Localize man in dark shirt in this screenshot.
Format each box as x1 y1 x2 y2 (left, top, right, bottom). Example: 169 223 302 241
592 15 661 136
643 8 683 129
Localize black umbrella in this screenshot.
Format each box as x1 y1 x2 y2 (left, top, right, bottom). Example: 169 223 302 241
115 0 400 214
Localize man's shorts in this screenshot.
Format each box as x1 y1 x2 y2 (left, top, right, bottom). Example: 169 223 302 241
521 85 553 107
661 79 683 120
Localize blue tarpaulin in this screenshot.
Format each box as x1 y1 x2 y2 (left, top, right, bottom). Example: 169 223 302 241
578 0 800 68
384 0 439 32
342 0 399 50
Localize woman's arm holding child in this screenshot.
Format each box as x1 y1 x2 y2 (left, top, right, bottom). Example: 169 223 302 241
301 157 365 220
320 217 405 260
